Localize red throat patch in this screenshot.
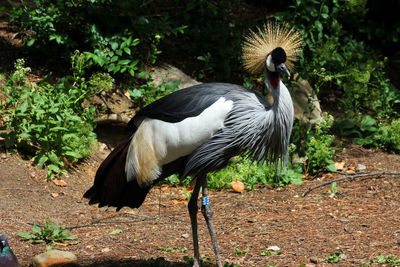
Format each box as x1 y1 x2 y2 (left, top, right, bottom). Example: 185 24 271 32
269 76 279 88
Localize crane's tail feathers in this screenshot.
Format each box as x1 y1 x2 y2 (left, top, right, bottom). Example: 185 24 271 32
83 137 150 211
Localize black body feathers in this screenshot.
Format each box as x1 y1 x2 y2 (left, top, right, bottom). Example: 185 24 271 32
84 83 271 210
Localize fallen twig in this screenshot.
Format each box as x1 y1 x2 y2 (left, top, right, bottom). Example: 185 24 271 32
302 171 400 197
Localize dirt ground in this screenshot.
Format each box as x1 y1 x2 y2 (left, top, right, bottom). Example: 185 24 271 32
1 133 400 267
1 9 400 267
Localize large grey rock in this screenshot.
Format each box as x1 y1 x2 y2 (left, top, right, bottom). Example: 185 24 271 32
292 78 322 124
150 64 201 89
33 250 78 267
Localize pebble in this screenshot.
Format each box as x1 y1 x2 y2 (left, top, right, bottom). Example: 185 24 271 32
356 164 366 171
181 233 189 239
33 250 78 267
267 245 280 251
310 257 320 264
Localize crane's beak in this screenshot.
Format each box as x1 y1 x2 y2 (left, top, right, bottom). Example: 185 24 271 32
276 63 290 77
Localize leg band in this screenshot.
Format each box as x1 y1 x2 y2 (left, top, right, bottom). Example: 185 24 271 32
202 196 209 206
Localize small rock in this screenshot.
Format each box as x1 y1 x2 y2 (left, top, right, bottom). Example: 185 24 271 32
1 154 6 159
310 257 320 264
101 248 111 253
267 245 280 251
356 164 367 171
181 233 189 239
33 250 77 267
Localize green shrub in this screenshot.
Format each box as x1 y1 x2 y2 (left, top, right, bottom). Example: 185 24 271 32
334 116 400 153
291 113 336 175
276 0 399 118
18 217 76 251
206 156 303 190
127 72 181 106
10 0 186 75
1 55 111 179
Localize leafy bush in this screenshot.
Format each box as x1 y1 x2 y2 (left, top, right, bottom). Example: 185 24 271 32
10 0 186 76
334 115 400 153
1 54 111 179
162 155 303 191
276 0 400 118
206 156 303 190
167 0 245 80
127 72 181 106
291 113 336 175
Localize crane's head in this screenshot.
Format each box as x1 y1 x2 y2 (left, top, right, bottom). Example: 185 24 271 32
242 22 302 78
266 47 290 77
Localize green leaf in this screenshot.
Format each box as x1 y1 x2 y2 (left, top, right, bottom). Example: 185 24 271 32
111 56 118 63
118 59 131 65
325 162 337 173
111 42 119 50
31 225 42 234
110 229 123 235
37 155 49 169
113 65 121 73
123 47 131 55
18 232 34 240
27 38 36 46
132 38 140 46
20 100 29 113
50 126 68 132
64 151 82 159
128 89 143 98
48 164 60 173
48 151 59 164
315 21 323 31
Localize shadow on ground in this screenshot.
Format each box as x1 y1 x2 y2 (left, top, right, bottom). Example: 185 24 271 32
80 258 195 267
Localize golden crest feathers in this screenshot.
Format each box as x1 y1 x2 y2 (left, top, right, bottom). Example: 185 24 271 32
242 22 303 74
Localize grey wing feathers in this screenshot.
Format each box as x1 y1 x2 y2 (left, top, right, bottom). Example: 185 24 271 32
181 89 282 178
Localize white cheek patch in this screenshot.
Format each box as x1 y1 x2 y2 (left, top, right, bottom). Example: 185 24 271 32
266 55 275 72
125 97 234 186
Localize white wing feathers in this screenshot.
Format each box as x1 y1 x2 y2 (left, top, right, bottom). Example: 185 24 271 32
125 97 233 186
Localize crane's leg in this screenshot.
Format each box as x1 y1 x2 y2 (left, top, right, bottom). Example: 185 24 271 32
200 177 223 267
188 177 202 267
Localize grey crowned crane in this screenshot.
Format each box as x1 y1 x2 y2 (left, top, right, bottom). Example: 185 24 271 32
84 22 302 267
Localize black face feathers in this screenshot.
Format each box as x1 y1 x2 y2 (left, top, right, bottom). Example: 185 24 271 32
271 47 287 65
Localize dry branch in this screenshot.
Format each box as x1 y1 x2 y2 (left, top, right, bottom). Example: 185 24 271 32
302 171 400 197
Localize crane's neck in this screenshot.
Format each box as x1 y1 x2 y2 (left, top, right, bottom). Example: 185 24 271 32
264 70 293 113
263 69 294 164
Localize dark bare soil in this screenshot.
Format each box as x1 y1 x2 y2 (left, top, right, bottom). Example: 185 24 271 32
1 10 400 267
